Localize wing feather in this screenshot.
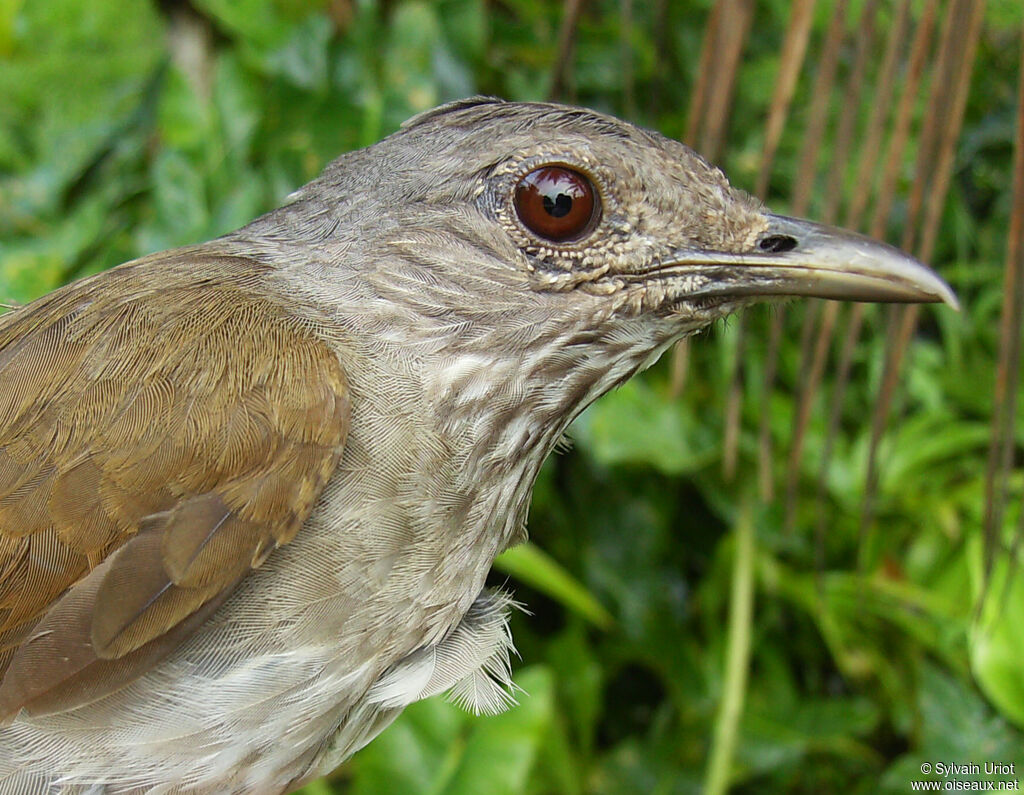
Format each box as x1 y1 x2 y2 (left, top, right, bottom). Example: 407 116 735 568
0 254 350 720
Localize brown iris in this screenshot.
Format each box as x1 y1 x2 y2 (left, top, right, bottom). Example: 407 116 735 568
514 166 599 242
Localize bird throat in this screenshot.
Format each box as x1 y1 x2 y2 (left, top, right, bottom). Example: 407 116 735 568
426 313 682 552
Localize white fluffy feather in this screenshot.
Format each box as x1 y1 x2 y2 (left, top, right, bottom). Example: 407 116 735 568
368 589 520 715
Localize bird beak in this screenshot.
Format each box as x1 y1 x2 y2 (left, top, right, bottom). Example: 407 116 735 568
663 214 959 309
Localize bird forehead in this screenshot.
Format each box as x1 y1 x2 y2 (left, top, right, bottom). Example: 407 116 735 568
399 99 692 182
402 97 647 144
366 101 767 291
378 101 746 232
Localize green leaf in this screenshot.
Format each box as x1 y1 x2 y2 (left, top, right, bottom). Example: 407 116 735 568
382 2 443 120
575 379 717 476
346 666 554 795
880 664 1024 793
158 66 213 153
495 542 613 630
192 0 313 51
139 149 209 252
346 696 465 795
213 53 261 161
545 625 604 756
0 0 161 213
442 667 554 794
0 248 63 303
262 13 333 91
296 779 333 795
741 697 880 776
969 535 1024 729
880 416 990 489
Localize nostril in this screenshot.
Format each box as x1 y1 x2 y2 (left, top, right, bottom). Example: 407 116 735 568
758 234 798 253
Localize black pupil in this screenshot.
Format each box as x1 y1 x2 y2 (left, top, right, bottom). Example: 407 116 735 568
543 192 573 218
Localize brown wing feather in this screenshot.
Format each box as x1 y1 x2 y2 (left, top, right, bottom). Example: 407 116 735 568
0 254 349 719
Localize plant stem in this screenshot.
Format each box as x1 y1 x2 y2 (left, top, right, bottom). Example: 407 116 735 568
704 499 755 795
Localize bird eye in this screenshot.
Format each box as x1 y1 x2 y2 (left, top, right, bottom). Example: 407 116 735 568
514 166 599 242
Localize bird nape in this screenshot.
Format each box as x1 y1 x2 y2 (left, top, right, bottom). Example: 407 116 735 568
0 97 954 793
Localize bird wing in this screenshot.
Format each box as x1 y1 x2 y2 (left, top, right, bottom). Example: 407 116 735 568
0 254 350 720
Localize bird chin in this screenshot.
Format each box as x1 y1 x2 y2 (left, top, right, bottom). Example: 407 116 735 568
611 270 750 325
662 294 745 324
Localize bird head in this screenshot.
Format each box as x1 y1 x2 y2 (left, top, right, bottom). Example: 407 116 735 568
286 98 954 346
253 97 956 478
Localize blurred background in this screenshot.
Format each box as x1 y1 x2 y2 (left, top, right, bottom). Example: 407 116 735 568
1 0 1022 792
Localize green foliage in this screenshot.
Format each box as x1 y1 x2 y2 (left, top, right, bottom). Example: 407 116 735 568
495 543 614 630
970 535 1024 729
1 1 1022 793
347 667 554 795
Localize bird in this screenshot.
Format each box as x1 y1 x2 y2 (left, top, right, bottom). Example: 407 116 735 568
0 97 955 793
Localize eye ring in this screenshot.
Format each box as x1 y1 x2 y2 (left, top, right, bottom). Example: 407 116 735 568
513 165 600 243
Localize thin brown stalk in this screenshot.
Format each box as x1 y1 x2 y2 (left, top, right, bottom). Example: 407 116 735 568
899 1 961 255
759 0 850 504
822 0 878 224
827 0 938 533
755 0 818 199
916 0 986 266
816 0 909 534
815 302 865 541
669 338 690 399
674 0 754 403
723 323 747 481
757 319 785 498
549 0 586 101
758 311 783 501
782 297 822 524
673 0 727 400
787 297 840 508
747 0 817 490
868 0 939 240
846 0 913 229
698 0 755 163
786 0 880 531
791 0 850 217
715 0 761 480
858 305 906 561
860 0 986 541
649 0 670 116
621 0 635 118
167 3 214 104
982 24 1024 587
684 0 726 148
